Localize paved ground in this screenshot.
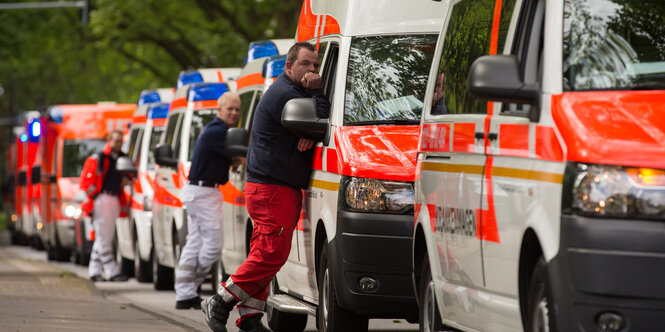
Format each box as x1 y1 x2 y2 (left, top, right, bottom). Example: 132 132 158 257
0 231 419 331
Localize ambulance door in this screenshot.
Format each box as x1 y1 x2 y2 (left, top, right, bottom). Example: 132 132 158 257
422 0 506 326
154 111 183 263
479 0 549 328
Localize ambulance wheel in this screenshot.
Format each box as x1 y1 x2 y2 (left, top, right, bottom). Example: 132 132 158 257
210 259 229 292
526 257 557 332
317 244 368 332
418 259 443 332
115 233 134 277
134 233 152 283
152 243 174 290
267 278 307 332
48 229 71 262
31 235 45 251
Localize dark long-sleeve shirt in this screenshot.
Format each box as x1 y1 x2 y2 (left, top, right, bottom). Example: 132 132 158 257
188 117 232 185
247 73 331 189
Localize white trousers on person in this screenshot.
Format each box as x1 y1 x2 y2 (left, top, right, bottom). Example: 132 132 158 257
88 193 121 278
175 184 224 301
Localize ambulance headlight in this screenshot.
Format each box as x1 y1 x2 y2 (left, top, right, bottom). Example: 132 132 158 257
340 176 414 214
61 202 82 219
565 163 665 219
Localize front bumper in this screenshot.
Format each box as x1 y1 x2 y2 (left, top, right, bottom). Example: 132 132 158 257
550 215 665 331
328 210 417 319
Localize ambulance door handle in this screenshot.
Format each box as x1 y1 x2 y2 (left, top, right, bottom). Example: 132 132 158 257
474 132 485 139
487 133 498 140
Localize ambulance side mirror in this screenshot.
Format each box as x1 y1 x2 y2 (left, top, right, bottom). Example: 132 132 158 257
468 55 539 105
281 98 329 141
116 156 138 177
155 144 178 168
226 128 249 157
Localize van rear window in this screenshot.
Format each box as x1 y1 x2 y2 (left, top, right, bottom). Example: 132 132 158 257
61 139 106 178
344 35 438 125
563 0 665 91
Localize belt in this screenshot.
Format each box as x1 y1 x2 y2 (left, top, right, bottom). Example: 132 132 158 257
189 180 221 188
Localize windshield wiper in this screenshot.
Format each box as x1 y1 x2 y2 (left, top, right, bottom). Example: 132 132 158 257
349 119 421 126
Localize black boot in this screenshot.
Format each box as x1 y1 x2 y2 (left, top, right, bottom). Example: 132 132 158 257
239 314 271 332
201 294 236 332
175 296 203 310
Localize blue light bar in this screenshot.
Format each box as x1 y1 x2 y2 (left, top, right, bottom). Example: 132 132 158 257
148 103 170 120
263 55 286 79
49 107 63 123
138 90 161 106
244 40 279 65
29 120 41 138
20 133 27 142
177 70 204 89
188 83 229 102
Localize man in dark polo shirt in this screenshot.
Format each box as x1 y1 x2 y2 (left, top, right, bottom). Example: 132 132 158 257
202 42 330 332
175 92 241 310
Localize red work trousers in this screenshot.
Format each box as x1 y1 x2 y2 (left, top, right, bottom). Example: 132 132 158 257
220 182 302 325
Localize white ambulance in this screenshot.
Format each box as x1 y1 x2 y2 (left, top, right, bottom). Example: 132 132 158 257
412 0 665 331
116 88 174 282
151 68 239 290
226 0 446 330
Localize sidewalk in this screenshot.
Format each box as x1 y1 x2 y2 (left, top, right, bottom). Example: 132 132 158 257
0 244 186 332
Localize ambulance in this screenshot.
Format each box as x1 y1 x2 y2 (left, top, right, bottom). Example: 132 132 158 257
225 0 446 330
4 132 18 243
11 126 27 245
412 0 665 331
218 41 291 289
38 103 135 264
13 112 44 249
115 88 174 282
151 68 239 290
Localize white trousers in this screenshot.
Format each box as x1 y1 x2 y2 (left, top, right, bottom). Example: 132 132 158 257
175 184 224 301
88 194 121 278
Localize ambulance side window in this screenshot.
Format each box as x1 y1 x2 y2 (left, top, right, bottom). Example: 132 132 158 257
321 43 339 101
131 129 144 166
435 0 496 115
317 42 328 72
247 90 263 132
238 91 255 129
163 113 181 147
173 119 184 161
501 0 544 116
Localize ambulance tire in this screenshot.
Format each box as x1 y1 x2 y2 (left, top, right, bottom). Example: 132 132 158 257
152 243 174 290
267 278 307 332
134 233 152 283
526 257 558 332
317 244 369 332
48 228 71 262
32 235 45 251
115 233 134 277
418 259 443 332
210 259 229 292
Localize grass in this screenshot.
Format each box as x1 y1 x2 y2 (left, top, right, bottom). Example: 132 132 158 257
0 212 6 231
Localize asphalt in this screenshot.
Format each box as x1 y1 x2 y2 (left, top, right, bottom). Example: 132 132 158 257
0 232 188 332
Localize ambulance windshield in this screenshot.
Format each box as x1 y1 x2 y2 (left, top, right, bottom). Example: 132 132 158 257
563 0 665 91
344 34 438 125
61 139 106 178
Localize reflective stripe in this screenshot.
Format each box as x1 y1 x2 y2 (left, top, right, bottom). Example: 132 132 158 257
238 305 263 317
86 185 97 196
220 277 248 302
178 264 196 272
241 297 266 311
176 277 196 283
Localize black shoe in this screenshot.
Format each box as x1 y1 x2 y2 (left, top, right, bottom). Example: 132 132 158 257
90 275 105 282
109 274 129 282
239 314 270 332
176 296 203 310
201 294 236 332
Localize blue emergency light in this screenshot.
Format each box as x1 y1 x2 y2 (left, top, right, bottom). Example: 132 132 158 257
244 40 279 65
20 133 28 142
148 103 170 120
188 83 229 102
138 90 162 106
29 120 41 139
263 55 286 79
177 70 204 89
49 106 63 123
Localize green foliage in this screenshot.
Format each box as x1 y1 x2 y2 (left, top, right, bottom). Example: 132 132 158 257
0 0 301 111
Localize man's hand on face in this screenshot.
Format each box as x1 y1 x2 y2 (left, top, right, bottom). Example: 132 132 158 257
301 72 323 90
297 138 316 152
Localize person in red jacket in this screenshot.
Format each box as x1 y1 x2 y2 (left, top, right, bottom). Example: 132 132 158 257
78 130 131 282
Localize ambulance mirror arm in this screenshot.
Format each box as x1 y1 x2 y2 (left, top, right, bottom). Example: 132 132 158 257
226 128 249 157
281 98 329 141
468 55 539 108
155 144 178 168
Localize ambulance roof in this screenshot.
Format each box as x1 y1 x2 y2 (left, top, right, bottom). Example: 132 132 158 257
297 0 446 42
176 68 241 89
137 88 175 107
47 103 135 139
244 39 294 65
